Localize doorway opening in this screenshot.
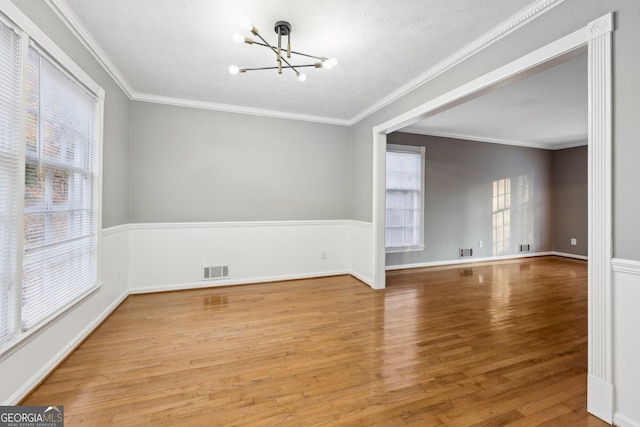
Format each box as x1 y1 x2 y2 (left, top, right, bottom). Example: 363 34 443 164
370 14 612 423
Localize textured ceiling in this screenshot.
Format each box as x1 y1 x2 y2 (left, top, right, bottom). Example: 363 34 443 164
403 53 588 149
60 0 540 122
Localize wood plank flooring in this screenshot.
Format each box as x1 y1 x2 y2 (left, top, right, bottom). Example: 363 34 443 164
22 256 608 426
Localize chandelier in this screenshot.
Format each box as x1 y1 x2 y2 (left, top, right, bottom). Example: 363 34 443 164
228 19 337 82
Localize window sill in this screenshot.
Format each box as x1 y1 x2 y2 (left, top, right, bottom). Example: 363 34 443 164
0 282 102 362
386 245 425 254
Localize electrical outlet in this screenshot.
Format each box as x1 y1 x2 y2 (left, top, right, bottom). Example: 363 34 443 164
571 238 577 246
478 240 483 248
321 250 327 259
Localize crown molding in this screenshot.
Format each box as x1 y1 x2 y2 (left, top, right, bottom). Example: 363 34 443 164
552 139 589 150
349 0 566 125
0 0 102 98
130 92 351 126
42 0 348 126
45 0 134 97
400 128 587 151
44 0 564 127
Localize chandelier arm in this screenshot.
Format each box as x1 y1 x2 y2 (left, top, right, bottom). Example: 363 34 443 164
253 32 300 74
249 41 326 62
287 51 326 61
243 64 320 71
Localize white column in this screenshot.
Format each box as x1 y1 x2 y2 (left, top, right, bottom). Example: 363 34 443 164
586 13 613 424
372 132 387 289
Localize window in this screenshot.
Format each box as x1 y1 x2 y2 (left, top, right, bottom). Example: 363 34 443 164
492 178 511 256
22 45 99 330
0 10 103 350
385 144 425 251
0 17 22 343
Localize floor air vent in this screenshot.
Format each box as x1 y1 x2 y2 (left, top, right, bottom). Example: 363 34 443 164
459 248 473 258
519 244 531 252
203 265 229 280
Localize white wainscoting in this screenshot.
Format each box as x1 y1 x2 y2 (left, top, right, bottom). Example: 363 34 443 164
2 220 376 404
0 226 129 405
128 220 373 293
611 258 640 427
6 221 639 426
349 221 374 286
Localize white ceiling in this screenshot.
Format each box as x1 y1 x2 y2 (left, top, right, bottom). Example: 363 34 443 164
58 0 542 123
402 53 588 149
53 0 585 149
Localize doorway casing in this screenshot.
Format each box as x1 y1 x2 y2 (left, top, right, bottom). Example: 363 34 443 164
370 13 613 423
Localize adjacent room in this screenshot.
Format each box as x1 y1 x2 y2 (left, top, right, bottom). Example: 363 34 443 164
1 0 639 426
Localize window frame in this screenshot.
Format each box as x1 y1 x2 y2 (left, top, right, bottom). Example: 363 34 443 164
0 12 23 345
0 3 104 357
385 143 426 253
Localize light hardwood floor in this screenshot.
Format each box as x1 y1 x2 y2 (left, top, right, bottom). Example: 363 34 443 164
22 256 608 426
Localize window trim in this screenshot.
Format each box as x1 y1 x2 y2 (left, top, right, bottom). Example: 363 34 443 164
0 2 105 358
385 143 426 253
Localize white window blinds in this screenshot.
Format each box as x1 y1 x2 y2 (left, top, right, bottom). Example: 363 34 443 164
21 44 98 330
386 146 425 249
0 18 21 342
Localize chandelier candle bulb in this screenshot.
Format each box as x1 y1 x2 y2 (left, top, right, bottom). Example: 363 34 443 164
232 33 244 44
228 65 246 75
240 18 251 30
240 18 258 36
323 57 338 69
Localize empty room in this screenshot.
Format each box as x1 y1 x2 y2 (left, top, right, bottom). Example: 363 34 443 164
0 0 639 426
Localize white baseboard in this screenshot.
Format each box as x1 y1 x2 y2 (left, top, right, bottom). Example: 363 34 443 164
349 271 374 287
129 270 352 294
588 374 614 424
615 413 640 427
552 251 588 260
385 251 553 270
614 412 640 427
6 290 129 405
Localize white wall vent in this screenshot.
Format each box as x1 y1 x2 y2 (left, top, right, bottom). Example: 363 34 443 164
203 265 229 280
519 244 531 253
459 248 473 258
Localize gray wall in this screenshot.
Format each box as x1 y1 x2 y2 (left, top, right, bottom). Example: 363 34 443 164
350 0 640 262
386 133 553 266
12 1 131 228
129 102 351 223
552 146 588 256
